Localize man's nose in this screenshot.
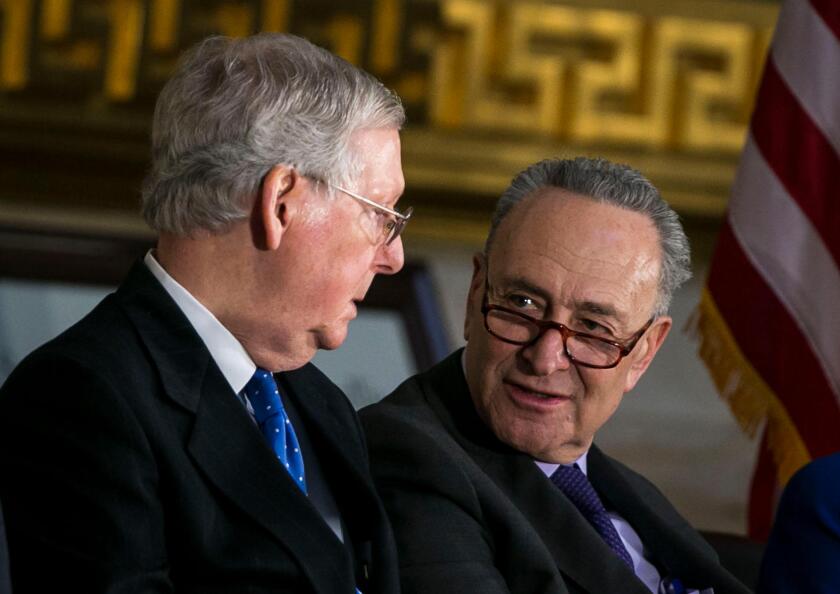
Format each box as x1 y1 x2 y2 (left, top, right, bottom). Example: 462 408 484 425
521 328 572 376
375 235 405 274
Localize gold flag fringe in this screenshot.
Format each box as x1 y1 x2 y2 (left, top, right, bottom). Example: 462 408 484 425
687 287 810 487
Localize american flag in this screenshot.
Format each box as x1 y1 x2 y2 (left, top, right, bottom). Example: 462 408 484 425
693 0 840 540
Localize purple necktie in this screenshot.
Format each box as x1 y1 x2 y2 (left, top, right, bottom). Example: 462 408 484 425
550 464 634 568
243 369 307 494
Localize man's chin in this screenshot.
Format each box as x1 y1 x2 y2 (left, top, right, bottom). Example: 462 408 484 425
495 419 585 463
315 324 350 352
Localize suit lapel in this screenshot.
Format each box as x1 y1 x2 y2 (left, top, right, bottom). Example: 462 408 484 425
467 443 649 593
280 365 390 592
280 366 380 542
188 366 352 592
117 262 352 593
588 447 722 591
117 262 210 413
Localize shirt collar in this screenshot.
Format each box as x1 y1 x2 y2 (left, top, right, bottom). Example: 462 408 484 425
535 452 588 477
144 250 256 394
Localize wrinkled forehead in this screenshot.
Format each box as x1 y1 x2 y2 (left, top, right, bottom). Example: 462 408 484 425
488 190 662 313
347 127 405 201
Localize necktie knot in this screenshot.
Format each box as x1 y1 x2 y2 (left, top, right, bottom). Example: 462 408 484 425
244 369 282 425
243 368 307 494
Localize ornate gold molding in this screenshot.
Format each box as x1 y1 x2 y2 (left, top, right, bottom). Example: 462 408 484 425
429 1 773 150
0 0 779 242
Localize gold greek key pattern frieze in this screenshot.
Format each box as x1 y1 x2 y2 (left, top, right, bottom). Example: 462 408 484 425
0 0 777 155
0 0 297 104
431 0 775 152
1 0 33 90
0 0 437 116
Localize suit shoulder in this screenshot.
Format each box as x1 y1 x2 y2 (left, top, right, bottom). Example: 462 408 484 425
359 373 443 438
361 372 425 412
0 291 164 432
787 453 840 494
360 369 482 494
361 350 466 429
777 452 840 515
5 293 141 381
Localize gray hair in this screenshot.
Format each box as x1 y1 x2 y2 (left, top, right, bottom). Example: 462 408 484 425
486 157 691 316
142 33 405 235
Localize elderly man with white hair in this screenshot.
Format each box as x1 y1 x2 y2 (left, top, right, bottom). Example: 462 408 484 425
0 33 410 594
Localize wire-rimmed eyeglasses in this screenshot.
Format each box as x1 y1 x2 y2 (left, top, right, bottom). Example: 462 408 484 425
331 184 413 246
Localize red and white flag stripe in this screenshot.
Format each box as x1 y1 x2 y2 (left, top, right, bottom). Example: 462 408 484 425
694 0 840 539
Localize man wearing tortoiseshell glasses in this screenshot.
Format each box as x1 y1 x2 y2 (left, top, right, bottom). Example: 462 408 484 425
362 157 750 594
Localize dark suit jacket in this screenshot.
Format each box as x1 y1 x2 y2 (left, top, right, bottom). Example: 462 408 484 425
0 262 398 594
757 452 840 594
360 350 750 594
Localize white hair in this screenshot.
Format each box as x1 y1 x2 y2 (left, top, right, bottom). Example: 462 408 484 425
142 33 405 235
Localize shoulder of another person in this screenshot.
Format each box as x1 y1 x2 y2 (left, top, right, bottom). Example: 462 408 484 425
361 372 427 419
362 377 490 499
360 371 454 455
789 453 840 492
363 349 467 424
778 453 840 519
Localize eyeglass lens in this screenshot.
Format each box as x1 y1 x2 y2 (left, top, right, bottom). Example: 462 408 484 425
485 308 623 368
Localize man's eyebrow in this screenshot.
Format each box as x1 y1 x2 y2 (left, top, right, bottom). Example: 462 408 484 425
493 277 629 325
575 300 625 323
494 277 553 302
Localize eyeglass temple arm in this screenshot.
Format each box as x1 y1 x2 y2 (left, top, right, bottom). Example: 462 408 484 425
331 184 410 221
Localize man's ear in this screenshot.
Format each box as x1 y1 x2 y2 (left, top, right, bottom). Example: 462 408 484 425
463 252 487 342
257 164 304 251
623 316 672 393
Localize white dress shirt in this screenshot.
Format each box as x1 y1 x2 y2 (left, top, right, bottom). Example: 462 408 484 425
144 251 255 396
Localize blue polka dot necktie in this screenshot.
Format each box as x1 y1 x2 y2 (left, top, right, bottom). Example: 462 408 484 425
243 368 307 494
550 464 633 568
